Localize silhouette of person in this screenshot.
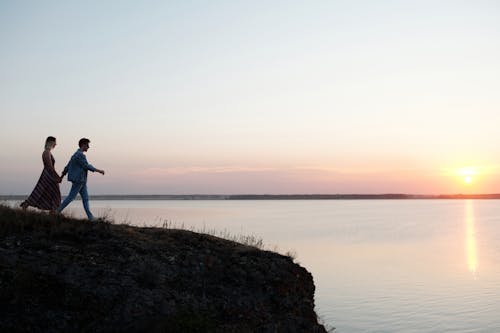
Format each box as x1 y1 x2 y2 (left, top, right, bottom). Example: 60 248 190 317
57 138 105 220
21 136 62 212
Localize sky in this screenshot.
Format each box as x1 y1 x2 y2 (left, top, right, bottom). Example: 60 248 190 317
1 0 500 195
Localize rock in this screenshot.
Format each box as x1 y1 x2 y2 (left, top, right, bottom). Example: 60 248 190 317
0 205 326 332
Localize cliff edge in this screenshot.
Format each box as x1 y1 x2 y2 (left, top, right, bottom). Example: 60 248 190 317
0 205 326 332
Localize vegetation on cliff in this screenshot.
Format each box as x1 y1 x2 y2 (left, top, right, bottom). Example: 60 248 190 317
0 204 326 332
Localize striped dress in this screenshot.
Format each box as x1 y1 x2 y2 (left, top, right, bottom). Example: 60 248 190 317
24 152 61 210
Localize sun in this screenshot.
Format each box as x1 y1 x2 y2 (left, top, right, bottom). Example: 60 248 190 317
459 168 477 185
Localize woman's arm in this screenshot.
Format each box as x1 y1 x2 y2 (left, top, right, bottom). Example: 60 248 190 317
42 150 60 180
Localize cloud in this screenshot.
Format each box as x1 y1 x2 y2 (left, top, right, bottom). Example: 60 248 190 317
122 165 453 195
134 166 276 177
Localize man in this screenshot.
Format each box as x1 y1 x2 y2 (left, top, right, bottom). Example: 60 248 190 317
58 138 105 220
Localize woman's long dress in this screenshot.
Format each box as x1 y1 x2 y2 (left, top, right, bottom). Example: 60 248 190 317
24 152 61 210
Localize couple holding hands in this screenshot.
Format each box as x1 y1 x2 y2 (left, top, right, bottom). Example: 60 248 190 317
21 137 105 220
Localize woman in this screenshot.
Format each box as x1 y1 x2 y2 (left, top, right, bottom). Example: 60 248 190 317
20 136 62 212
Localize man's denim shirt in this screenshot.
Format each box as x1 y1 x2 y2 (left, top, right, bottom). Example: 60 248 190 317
63 150 97 183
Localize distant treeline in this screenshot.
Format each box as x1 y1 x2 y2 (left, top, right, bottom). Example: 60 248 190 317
3 194 500 201
227 194 500 200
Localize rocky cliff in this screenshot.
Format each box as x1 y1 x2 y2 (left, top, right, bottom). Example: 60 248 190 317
0 205 326 332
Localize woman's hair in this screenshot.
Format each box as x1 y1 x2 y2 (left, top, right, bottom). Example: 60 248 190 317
45 136 56 149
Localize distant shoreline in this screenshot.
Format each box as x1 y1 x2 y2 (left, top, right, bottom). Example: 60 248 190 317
3 194 500 200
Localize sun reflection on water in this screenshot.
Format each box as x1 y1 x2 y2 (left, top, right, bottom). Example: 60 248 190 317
465 200 478 278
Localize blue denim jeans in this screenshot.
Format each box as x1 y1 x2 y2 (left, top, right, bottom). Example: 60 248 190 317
58 182 94 219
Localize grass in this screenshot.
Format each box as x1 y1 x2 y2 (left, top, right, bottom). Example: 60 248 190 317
158 218 301 260
0 202 112 243
160 218 265 250
0 203 297 260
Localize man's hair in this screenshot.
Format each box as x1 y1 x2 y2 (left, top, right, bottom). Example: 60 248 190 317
78 138 91 147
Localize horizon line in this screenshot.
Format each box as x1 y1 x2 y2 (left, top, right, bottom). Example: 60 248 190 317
3 193 500 200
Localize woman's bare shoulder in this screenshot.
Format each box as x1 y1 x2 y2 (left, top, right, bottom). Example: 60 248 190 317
42 149 52 158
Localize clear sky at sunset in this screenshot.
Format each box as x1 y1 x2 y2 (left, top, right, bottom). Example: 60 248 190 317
1 1 500 195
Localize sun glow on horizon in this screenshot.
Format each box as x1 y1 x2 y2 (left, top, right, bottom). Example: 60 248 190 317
459 167 478 185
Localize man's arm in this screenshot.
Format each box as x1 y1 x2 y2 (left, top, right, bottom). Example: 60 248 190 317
61 159 70 178
76 153 105 175
61 164 68 177
75 153 97 172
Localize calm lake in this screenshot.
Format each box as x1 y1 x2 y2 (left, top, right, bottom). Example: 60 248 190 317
15 199 500 332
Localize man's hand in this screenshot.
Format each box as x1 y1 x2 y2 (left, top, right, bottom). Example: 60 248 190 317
97 169 105 175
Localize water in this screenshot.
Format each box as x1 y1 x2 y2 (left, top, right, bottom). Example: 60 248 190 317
11 199 500 332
